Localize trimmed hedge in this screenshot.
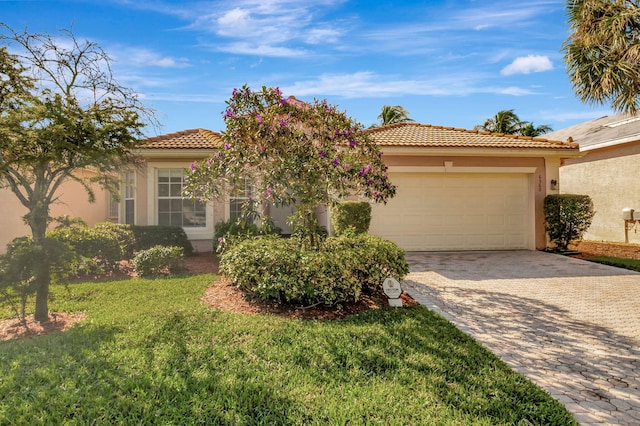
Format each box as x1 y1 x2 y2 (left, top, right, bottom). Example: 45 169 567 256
132 245 184 277
130 225 194 255
544 194 595 250
330 201 372 236
220 234 408 306
47 226 124 271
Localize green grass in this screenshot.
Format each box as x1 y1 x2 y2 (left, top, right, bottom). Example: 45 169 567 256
0 275 576 425
584 256 640 272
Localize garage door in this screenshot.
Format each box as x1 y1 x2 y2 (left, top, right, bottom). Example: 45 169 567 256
369 173 530 251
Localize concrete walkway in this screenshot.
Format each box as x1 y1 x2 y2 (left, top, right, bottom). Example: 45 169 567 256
401 251 640 426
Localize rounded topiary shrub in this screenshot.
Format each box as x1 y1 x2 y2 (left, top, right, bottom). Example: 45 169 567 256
132 245 184 277
130 225 194 255
220 234 408 306
330 201 372 236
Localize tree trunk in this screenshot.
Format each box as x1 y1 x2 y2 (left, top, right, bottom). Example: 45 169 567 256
26 202 51 322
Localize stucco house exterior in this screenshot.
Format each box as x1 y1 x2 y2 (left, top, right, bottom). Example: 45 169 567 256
546 113 640 243
0 124 580 253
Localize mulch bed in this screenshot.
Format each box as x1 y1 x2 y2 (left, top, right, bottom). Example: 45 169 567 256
570 241 640 260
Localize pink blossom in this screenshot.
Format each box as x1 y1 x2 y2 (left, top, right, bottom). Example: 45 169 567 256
279 118 287 127
333 158 340 167
267 187 273 197
224 143 230 150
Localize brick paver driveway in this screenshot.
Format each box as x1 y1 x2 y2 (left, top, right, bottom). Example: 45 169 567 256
401 251 640 426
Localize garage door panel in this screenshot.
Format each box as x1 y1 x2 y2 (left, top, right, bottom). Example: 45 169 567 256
369 173 530 251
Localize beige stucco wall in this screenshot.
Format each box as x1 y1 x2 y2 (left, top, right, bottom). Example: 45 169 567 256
561 143 640 243
0 172 111 253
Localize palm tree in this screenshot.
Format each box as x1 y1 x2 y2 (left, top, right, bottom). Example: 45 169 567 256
563 0 640 113
474 109 522 134
474 110 552 136
376 105 416 126
519 122 553 137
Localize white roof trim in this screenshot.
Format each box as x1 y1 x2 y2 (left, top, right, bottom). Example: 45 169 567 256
581 133 640 151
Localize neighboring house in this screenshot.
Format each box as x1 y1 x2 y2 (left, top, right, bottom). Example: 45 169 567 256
366 123 580 251
0 124 580 253
546 114 640 243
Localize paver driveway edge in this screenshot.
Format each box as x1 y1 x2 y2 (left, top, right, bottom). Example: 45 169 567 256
401 251 640 426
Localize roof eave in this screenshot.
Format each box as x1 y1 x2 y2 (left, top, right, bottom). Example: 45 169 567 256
137 148 216 158
378 146 583 158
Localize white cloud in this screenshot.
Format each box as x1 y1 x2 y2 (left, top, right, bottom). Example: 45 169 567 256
111 47 190 69
501 55 553 76
280 71 541 99
217 42 307 57
498 86 537 96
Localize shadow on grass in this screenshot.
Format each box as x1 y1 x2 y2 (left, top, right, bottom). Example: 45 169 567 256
0 307 576 425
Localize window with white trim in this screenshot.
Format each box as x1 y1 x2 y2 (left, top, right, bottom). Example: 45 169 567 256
123 170 136 225
157 169 206 227
229 178 252 222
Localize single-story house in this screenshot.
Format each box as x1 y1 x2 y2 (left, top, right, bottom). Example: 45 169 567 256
546 113 640 243
0 124 580 253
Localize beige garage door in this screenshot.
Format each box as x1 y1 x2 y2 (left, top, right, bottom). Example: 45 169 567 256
369 173 530 251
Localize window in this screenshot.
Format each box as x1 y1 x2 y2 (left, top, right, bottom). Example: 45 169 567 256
108 170 135 223
157 169 206 227
108 196 119 220
123 170 136 225
229 178 252 222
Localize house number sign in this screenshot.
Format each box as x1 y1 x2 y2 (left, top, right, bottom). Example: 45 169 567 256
382 277 403 307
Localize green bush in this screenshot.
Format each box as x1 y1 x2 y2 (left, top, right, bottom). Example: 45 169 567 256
214 218 281 252
130 225 193 255
220 234 408 306
93 222 136 258
324 232 409 293
330 201 372 235
0 237 74 320
132 245 184 277
544 194 595 250
47 225 124 272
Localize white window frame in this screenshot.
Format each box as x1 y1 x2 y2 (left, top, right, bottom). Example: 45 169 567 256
122 170 136 225
147 162 214 240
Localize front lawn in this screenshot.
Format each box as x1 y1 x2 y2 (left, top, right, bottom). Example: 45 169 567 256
0 275 575 425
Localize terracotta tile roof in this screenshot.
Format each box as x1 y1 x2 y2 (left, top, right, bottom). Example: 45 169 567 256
367 123 578 150
140 128 223 149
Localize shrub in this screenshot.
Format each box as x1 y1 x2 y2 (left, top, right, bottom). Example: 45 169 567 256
324 232 409 293
214 218 281 252
220 234 408 306
132 245 184 277
130 226 193 255
93 222 136 258
0 237 73 320
544 194 595 250
47 225 124 272
330 201 372 236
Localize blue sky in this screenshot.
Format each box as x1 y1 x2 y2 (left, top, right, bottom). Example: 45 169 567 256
2 0 612 137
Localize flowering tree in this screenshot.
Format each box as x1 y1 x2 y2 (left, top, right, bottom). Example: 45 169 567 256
184 85 395 247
